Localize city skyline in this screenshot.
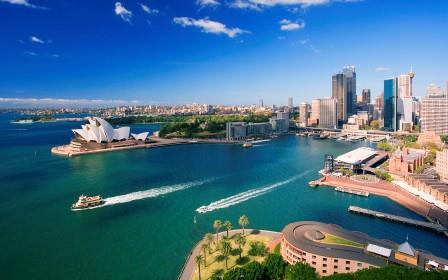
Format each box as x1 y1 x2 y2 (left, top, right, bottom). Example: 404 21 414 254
1 0 448 108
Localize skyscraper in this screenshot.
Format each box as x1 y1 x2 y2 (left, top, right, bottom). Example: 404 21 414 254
288 97 293 108
332 73 347 122
426 83 442 97
421 94 448 135
311 99 321 125
298 102 309 127
343 65 357 115
384 78 398 131
319 98 338 129
332 66 357 124
361 89 371 104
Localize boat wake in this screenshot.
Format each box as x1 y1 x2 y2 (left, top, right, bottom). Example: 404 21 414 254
196 170 312 213
97 178 214 208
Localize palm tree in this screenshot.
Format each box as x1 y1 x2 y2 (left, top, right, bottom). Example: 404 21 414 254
195 254 204 280
238 215 249 235
205 233 214 253
220 240 232 270
223 220 232 238
213 220 222 242
201 243 209 267
234 233 246 260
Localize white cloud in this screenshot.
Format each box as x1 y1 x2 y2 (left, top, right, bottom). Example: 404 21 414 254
30 35 45 44
115 2 132 23
140 3 158 14
375 67 391 72
196 0 220 7
24 51 37 56
229 0 358 10
173 17 249 38
309 44 320 53
0 97 142 109
279 19 305 31
0 0 47 9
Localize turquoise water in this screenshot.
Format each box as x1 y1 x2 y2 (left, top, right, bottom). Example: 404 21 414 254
0 112 447 280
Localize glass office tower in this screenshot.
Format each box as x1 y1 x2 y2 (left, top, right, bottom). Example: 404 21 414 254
384 78 398 131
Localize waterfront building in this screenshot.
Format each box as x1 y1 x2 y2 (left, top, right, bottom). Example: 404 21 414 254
361 89 371 104
72 117 131 143
280 221 447 277
405 174 448 207
333 147 379 173
421 95 448 135
270 111 290 133
318 98 337 129
226 122 272 141
389 148 426 176
436 150 448 184
298 102 309 127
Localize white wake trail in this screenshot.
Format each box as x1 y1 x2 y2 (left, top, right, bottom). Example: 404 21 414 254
99 178 214 207
196 170 312 213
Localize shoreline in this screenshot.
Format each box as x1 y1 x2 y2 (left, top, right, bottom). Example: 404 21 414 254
316 175 448 228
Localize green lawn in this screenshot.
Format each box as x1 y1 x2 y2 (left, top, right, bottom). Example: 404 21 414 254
192 233 273 280
318 233 364 248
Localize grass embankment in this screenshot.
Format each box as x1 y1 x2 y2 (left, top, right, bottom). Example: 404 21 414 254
318 233 364 249
192 233 273 280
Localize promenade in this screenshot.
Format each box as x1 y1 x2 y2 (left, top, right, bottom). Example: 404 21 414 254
178 229 281 280
51 137 239 157
319 176 448 228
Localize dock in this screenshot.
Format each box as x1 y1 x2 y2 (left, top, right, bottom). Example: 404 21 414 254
348 206 448 235
335 187 369 197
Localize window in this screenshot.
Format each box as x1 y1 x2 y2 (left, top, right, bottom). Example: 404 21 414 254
312 255 316 259
323 264 327 267
346 267 350 271
323 270 327 274
357 263 362 268
323 258 327 261
334 259 338 263
312 261 316 265
346 261 350 265
334 265 338 269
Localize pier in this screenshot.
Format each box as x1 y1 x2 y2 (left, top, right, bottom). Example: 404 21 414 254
348 206 448 235
335 187 369 197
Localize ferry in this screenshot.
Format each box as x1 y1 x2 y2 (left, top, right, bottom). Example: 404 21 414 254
71 195 105 210
197 205 211 213
242 142 253 148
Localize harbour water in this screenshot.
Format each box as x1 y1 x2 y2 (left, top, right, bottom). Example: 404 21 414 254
0 112 447 279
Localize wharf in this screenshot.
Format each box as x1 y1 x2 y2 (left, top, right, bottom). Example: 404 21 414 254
335 187 369 197
348 206 448 235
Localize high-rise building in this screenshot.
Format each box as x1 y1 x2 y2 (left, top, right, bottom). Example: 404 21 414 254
332 73 346 122
259 99 264 108
421 95 448 135
332 66 357 124
384 78 399 131
343 65 357 115
298 102 309 127
288 97 293 108
436 150 448 183
361 89 371 104
319 98 338 129
310 99 321 125
426 83 442 97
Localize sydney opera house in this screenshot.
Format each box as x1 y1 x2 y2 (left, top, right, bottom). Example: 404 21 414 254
51 117 151 156
72 117 149 143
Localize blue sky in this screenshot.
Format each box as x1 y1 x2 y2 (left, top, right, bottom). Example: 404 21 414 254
0 0 447 108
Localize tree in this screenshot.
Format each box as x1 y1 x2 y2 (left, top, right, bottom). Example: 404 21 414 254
248 241 267 257
234 233 247 260
195 254 204 280
220 239 232 270
370 120 380 130
223 261 266 280
263 253 286 280
223 220 232 238
284 262 317 280
238 215 249 235
214 220 222 242
205 233 214 253
201 243 209 267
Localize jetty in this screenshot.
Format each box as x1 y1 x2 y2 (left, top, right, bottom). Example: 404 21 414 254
348 206 448 235
309 177 325 187
335 187 369 197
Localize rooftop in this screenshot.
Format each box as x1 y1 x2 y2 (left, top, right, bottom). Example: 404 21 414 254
335 147 377 165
